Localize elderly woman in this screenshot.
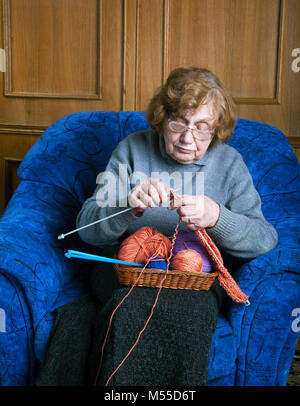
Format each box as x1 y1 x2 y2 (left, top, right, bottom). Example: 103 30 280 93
36 67 277 387
77 67 277 258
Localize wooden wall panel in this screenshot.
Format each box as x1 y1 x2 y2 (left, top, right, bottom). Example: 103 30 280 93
122 0 137 110
134 0 300 143
236 0 300 138
135 0 165 110
4 157 21 206
5 0 100 99
293 141 300 163
0 132 38 213
134 0 284 109
165 0 281 101
0 0 124 128
0 0 125 214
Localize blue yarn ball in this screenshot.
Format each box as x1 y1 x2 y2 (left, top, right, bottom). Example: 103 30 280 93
147 256 168 270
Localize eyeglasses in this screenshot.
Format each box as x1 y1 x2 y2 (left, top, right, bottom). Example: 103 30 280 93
167 119 214 141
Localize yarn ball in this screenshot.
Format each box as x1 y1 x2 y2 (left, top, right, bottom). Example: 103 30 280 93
117 226 171 265
170 249 203 273
172 229 213 273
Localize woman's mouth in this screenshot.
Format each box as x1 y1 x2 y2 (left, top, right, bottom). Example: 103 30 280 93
176 146 195 154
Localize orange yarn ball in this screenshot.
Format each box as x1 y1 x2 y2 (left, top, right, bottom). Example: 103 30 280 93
171 249 203 273
117 226 172 264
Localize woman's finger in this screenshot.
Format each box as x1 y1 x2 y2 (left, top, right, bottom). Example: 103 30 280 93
130 178 171 210
178 194 197 206
168 194 198 210
144 183 161 206
141 179 170 207
148 179 169 205
128 191 148 210
155 181 169 204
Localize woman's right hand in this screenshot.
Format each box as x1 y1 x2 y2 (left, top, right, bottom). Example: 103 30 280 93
128 178 170 214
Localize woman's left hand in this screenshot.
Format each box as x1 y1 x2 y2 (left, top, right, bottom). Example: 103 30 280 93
168 194 220 230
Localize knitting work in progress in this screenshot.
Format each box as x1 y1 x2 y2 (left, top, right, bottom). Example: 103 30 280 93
94 220 249 386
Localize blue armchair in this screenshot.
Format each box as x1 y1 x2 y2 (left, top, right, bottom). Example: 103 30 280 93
0 111 299 386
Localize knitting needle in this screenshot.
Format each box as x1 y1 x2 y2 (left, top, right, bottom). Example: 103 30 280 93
58 207 132 240
65 250 145 267
57 187 181 240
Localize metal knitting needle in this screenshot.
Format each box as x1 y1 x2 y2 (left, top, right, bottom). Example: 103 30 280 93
57 187 181 240
57 207 132 240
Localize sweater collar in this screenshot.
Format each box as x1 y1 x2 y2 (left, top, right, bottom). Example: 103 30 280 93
158 132 212 166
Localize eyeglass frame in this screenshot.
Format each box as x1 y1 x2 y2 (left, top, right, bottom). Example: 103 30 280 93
167 118 215 141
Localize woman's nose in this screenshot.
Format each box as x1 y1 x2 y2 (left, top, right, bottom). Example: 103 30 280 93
180 128 194 143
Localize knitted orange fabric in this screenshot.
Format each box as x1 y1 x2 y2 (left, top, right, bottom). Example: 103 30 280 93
195 228 249 304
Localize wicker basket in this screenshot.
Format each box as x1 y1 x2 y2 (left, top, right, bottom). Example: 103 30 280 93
114 261 218 291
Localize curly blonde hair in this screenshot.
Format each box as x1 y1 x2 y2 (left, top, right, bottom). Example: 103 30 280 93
147 67 236 147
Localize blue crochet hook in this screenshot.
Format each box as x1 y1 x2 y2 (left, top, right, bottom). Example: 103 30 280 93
65 249 145 268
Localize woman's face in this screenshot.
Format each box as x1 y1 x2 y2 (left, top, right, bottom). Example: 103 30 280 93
163 102 216 164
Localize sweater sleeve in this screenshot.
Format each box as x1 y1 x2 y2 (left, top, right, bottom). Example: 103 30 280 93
76 140 143 248
206 154 278 259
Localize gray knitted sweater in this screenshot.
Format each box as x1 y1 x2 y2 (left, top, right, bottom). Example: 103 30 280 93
76 130 278 259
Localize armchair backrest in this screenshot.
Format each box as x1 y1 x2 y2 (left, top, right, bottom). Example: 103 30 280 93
17 112 150 206
229 119 300 220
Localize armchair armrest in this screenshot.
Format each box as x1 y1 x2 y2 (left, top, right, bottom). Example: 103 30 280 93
0 181 89 365
0 207 81 316
226 216 300 385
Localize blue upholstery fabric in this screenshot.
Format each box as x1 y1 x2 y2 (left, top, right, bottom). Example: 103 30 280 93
0 111 299 386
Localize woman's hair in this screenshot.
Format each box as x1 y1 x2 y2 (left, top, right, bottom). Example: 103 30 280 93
147 67 236 147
